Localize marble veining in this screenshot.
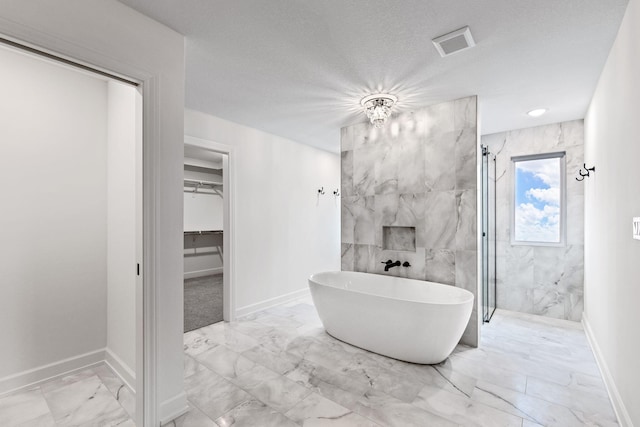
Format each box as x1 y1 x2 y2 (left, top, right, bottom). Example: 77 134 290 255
0 365 134 427
483 120 585 321
2 296 616 426
173 297 617 426
341 96 479 346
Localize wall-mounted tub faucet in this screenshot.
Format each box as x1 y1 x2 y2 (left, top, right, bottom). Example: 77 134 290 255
382 260 401 271
381 260 412 271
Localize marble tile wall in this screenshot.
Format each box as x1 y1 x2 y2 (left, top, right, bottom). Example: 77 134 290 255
341 96 479 346
482 120 584 321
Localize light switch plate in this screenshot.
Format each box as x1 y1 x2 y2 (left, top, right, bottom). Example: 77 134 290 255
634 217 640 240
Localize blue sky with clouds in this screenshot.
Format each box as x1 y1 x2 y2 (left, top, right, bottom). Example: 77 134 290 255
514 157 561 242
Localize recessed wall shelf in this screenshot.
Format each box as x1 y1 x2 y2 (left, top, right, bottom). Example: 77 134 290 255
382 226 416 252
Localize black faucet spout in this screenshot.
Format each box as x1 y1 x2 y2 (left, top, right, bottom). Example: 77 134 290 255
384 260 401 272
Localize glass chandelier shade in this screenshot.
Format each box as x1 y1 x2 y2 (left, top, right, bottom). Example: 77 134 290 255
361 94 397 128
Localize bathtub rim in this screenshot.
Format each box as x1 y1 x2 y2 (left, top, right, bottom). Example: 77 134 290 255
309 271 474 306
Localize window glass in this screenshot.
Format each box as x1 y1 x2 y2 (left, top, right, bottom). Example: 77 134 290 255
513 155 563 243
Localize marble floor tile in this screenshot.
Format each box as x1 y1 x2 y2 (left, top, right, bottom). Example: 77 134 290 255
184 354 206 379
285 393 379 427
242 374 313 413
14 412 57 427
43 375 128 426
215 399 298 427
3 297 617 427
413 383 523 426
525 375 617 420
115 384 136 419
92 364 135 419
473 380 617 427
0 387 51 427
231 363 281 391
392 359 478 398
197 321 262 353
0 363 134 427
183 330 220 357
165 403 218 427
242 311 303 329
353 389 457 427
434 353 526 393
226 319 275 337
39 368 98 395
241 344 303 376
184 367 252 420
173 304 617 427
285 392 380 426
255 325 304 354
193 345 257 382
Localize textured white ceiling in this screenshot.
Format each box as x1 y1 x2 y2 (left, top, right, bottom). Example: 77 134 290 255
119 0 628 153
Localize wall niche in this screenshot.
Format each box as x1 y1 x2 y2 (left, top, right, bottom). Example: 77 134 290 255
382 226 416 251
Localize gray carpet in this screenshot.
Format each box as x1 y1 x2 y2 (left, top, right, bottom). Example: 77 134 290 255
184 274 223 332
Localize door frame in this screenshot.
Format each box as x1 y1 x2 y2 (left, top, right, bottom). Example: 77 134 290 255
0 31 163 427
184 135 237 321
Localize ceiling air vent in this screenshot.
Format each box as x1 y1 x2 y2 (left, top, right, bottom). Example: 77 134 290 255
432 26 475 57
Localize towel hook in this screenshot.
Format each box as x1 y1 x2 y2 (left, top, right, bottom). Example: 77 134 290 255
318 187 325 195
576 163 595 181
333 188 340 197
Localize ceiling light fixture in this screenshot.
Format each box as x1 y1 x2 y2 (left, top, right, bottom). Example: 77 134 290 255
527 108 547 117
361 94 397 128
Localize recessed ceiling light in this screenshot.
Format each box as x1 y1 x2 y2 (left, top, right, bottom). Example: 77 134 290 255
527 108 547 117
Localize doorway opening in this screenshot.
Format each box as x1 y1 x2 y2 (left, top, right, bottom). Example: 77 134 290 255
0 41 143 425
183 148 225 331
183 137 235 329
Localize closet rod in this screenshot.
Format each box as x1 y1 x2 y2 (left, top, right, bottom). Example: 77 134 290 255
184 230 223 235
0 37 139 87
184 178 222 187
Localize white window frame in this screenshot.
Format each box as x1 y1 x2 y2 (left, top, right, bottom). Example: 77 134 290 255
510 152 566 247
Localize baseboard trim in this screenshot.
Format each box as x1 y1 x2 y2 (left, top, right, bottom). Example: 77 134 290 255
235 288 310 318
159 391 189 426
582 312 633 427
0 348 105 396
104 348 135 394
184 267 223 280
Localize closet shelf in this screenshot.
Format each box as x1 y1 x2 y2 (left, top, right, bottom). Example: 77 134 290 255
184 230 223 235
184 178 222 188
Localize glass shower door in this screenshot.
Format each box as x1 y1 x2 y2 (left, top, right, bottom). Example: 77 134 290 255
482 145 497 322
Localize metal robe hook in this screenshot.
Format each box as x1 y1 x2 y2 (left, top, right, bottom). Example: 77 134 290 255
318 187 325 195
576 163 596 181
333 188 340 197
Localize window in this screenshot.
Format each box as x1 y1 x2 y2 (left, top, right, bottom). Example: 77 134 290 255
511 152 565 245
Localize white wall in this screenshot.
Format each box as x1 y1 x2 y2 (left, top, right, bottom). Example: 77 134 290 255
0 1 186 423
0 47 108 382
106 81 140 386
584 0 640 424
185 109 341 313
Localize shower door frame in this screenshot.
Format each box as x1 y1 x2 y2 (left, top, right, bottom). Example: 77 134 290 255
481 145 497 323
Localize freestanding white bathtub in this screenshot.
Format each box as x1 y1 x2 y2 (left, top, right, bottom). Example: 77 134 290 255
309 271 474 364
